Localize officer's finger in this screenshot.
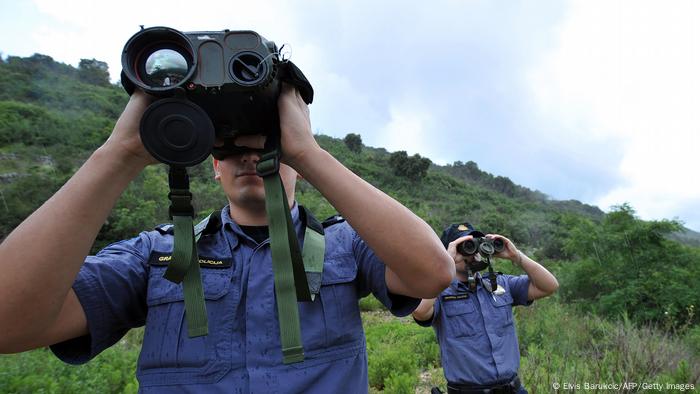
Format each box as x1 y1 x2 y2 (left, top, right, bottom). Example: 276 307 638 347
487 234 517 258
486 233 512 246
447 235 472 257
448 235 473 250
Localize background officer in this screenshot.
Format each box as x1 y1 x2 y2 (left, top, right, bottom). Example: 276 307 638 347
413 222 559 394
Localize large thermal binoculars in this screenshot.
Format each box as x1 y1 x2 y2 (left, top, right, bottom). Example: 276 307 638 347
120 26 313 167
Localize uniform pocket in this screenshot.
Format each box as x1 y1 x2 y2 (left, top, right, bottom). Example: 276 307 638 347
137 266 234 386
442 300 479 337
490 292 514 333
300 255 363 355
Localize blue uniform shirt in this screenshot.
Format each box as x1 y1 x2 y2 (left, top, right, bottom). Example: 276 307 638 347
421 273 531 385
51 204 419 393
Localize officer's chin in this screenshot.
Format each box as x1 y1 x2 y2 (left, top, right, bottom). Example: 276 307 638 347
467 262 488 272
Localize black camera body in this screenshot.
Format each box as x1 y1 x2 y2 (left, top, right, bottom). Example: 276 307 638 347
120 26 313 167
458 237 505 256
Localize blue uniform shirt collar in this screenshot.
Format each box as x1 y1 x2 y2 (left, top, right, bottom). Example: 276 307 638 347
453 272 496 292
220 202 301 245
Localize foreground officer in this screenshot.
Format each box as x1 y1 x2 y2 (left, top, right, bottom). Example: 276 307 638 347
413 223 558 394
0 85 454 393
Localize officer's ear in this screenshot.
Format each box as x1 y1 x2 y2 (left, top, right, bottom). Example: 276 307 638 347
213 158 221 180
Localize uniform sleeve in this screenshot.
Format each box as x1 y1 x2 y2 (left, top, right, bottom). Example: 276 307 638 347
505 274 532 306
351 231 420 317
50 233 151 364
413 297 440 327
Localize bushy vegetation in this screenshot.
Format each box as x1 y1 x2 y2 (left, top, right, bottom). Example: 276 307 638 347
2 298 697 393
0 330 141 394
1 53 699 392
517 300 700 392
343 132 363 153
557 204 700 326
388 150 432 181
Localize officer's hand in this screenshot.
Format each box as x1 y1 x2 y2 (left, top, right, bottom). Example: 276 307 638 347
277 83 322 169
102 89 158 167
486 234 522 266
447 235 473 265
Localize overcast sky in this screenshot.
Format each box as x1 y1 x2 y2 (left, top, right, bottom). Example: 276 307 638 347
1 0 699 231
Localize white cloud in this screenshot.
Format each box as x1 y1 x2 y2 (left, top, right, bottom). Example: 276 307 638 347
29 0 301 81
528 0 700 228
377 98 437 159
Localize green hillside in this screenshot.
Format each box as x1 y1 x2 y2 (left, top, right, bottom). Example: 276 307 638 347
1 54 698 392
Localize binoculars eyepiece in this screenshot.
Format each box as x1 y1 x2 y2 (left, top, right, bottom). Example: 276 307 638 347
457 237 505 256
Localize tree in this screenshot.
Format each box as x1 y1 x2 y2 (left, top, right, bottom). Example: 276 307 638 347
78 58 110 86
343 133 363 153
389 151 431 181
492 175 516 197
558 203 700 326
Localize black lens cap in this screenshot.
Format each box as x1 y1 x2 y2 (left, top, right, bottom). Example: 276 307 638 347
140 98 215 166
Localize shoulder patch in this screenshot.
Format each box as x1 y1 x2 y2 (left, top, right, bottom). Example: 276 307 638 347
322 214 346 228
154 223 174 235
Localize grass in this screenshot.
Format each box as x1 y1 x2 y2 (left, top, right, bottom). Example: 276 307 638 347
1 297 698 393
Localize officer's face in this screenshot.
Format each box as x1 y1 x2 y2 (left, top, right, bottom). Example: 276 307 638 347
455 253 482 275
213 150 299 211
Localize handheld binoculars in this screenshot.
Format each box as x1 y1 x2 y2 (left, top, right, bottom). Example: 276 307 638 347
457 237 505 256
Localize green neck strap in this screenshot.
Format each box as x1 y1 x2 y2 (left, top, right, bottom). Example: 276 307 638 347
163 167 208 337
163 156 326 364
257 151 310 364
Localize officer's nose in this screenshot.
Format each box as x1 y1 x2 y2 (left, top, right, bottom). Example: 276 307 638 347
240 150 261 164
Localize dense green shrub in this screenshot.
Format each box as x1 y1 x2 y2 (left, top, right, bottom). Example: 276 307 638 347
360 294 385 311
383 372 418 394
0 329 142 394
388 150 431 181
516 300 700 391
343 133 363 153
558 204 700 326
2 300 698 392
685 325 700 356
365 316 440 391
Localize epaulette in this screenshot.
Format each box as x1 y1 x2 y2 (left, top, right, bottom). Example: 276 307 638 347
195 210 222 238
482 271 504 279
322 214 346 228
154 223 174 235
300 206 324 235
154 210 222 238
